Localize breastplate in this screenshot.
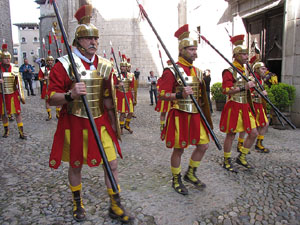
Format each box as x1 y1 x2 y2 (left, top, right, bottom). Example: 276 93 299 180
0 72 16 94
172 66 201 113
118 73 133 92
59 54 113 118
229 69 248 103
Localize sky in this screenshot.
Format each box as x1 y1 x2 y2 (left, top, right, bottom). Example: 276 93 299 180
10 0 40 43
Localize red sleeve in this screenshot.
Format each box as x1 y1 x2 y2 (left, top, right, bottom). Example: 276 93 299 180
159 68 177 94
38 69 44 80
222 69 234 94
130 76 135 89
48 61 72 95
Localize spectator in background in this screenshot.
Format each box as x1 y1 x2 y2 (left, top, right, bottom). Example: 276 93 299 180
203 69 213 113
19 58 35 96
148 71 158 105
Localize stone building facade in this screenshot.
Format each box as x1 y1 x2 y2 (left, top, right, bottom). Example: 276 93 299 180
0 0 13 55
13 23 40 69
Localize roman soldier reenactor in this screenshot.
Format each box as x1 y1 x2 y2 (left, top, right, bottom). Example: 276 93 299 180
0 44 27 139
47 4 133 223
220 35 258 172
38 50 61 120
158 24 212 195
115 54 135 134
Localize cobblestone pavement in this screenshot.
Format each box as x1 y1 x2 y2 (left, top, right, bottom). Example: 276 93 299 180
0 88 300 225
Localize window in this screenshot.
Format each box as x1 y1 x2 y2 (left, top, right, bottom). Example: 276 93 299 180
13 48 18 55
33 37 38 42
22 52 27 58
21 37 26 43
31 50 34 55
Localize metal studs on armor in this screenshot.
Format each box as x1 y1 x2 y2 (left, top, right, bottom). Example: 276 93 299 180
167 141 172 147
91 159 97 165
97 72 101 76
192 139 197 145
81 71 87 76
74 161 81 167
50 160 56 166
181 141 187 147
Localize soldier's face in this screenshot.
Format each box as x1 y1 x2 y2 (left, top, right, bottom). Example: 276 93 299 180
121 65 127 73
181 46 198 63
78 36 99 58
257 66 267 77
2 57 11 65
47 59 54 67
235 53 248 65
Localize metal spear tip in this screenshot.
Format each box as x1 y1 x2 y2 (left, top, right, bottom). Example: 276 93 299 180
109 41 112 46
52 27 55 33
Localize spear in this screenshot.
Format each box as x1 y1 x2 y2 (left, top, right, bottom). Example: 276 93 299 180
49 0 119 193
200 35 296 129
42 38 46 58
157 43 165 70
118 47 122 62
110 41 131 111
52 27 61 57
135 0 222 151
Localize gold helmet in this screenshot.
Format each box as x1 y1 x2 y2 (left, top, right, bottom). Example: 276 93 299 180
230 35 248 55
73 4 99 47
46 50 54 62
1 44 11 60
174 24 198 51
120 54 127 67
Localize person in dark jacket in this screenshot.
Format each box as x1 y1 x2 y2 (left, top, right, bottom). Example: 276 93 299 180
203 69 213 113
19 58 35 96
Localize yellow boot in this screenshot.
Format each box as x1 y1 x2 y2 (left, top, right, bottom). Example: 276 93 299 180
108 186 134 223
255 135 270 153
70 184 86 222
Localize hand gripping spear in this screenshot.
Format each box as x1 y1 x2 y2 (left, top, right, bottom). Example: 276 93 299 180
136 1 222 150
0 69 7 118
49 0 119 193
110 41 131 111
200 35 296 129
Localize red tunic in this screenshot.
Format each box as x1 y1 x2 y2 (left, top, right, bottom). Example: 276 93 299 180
219 68 256 134
48 56 122 169
0 63 21 115
155 76 171 113
114 73 134 113
159 62 210 149
38 67 50 99
251 72 268 127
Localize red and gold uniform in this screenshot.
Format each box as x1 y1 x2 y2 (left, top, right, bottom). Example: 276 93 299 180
219 60 256 134
0 43 26 139
48 54 122 169
38 66 51 100
160 57 212 149
159 24 212 196
221 34 258 172
115 71 135 113
0 63 22 115
155 77 172 113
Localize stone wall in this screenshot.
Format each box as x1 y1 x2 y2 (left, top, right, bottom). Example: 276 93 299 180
0 0 13 54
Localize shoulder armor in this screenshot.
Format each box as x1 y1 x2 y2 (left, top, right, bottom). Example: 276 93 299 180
96 56 113 80
57 54 83 81
11 64 20 76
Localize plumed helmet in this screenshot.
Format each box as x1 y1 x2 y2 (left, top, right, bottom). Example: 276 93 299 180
230 35 248 55
73 4 99 47
174 24 198 51
120 54 127 67
249 55 265 71
1 44 11 59
126 58 131 67
46 50 54 62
